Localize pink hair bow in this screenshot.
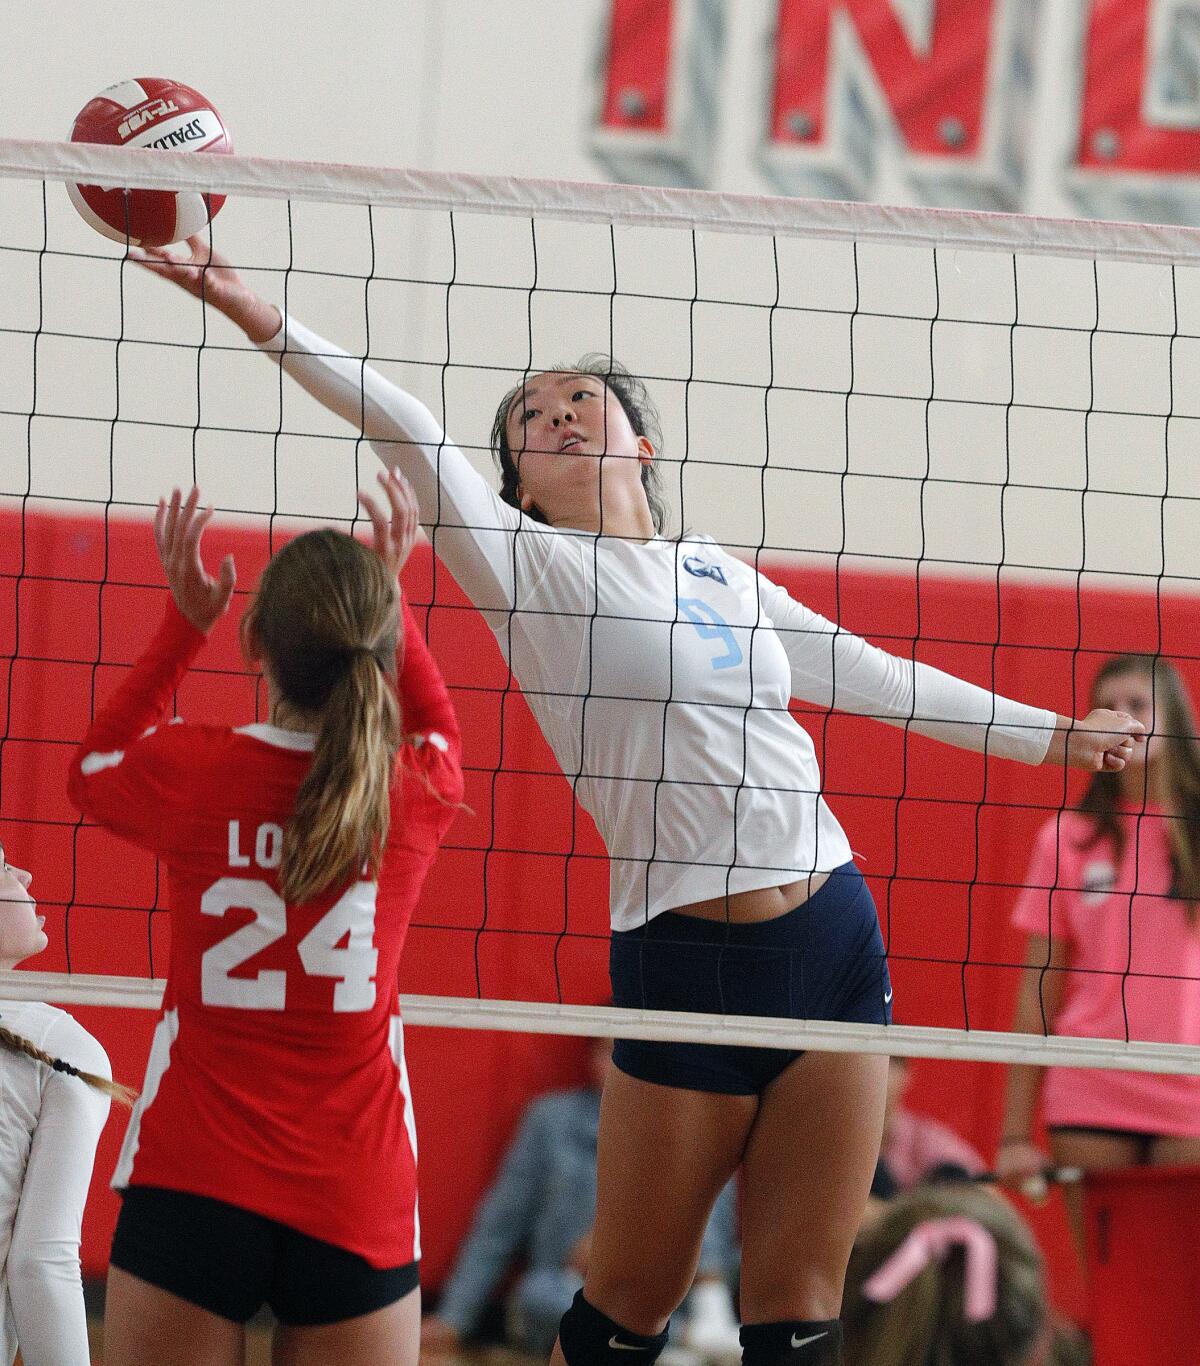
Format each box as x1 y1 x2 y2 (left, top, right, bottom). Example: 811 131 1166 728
861 1216 999 1323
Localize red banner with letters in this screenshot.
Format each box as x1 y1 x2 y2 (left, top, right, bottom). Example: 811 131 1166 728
591 0 1200 220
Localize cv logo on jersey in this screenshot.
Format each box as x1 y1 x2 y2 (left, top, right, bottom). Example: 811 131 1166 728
682 554 727 585
590 0 1200 224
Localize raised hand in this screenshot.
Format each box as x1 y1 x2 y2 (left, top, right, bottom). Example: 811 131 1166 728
130 235 282 344
154 487 237 634
1044 707 1145 772
356 467 421 581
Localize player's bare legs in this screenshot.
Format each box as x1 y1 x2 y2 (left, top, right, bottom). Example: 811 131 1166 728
738 1050 887 1323
103 1265 244 1366
548 1066 757 1363
272 1285 420 1366
549 1052 887 1364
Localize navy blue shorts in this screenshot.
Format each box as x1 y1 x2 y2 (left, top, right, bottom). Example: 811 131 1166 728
610 862 892 1095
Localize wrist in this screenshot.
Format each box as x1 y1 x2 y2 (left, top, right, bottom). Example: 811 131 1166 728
1040 716 1071 767
163 595 209 641
237 298 283 346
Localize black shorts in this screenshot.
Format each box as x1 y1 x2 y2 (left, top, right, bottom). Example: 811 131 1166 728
110 1186 419 1326
610 861 892 1095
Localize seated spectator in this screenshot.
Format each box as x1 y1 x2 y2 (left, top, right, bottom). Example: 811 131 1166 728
421 1036 740 1361
873 1056 986 1199
841 1184 1088 1366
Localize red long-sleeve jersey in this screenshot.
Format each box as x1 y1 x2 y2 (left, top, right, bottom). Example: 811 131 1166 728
68 595 463 1268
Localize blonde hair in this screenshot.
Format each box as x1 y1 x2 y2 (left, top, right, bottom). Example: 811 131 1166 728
242 529 400 904
842 1186 1045 1366
0 1023 135 1106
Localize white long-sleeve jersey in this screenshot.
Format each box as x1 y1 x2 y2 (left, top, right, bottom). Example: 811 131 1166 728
0 1000 110 1366
261 317 1056 930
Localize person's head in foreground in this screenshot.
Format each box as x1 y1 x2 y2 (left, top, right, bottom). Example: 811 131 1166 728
841 1184 1086 1366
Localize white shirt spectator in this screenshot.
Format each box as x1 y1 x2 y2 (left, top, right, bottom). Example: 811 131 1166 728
0 1000 110 1366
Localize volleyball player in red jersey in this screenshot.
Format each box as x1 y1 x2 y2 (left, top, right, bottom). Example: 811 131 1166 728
68 471 462 1366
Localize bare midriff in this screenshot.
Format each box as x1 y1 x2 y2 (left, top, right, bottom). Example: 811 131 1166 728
670 872 832 925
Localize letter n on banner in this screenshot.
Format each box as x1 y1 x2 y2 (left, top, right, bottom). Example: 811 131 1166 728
1068 0 1200 223
589 0 724 188
761 0 1034 209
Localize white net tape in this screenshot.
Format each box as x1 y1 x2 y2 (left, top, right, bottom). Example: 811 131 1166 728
0 971 1197 1074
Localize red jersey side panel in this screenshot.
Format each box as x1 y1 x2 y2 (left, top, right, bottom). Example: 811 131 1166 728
69 599 462 1268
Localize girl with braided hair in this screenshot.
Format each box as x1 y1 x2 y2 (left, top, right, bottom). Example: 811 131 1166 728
0 844 133 1364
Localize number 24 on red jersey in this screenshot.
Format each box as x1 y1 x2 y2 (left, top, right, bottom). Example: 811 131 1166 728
200 819 379 1012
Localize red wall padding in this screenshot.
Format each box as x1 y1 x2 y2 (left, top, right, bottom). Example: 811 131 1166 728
3 506 1196 1308
1085 1165 1200 1364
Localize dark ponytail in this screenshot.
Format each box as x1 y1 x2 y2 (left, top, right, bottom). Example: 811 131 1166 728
490 355 670 533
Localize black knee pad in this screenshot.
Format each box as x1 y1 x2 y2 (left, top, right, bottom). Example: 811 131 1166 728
558 1289 670 1366
740 1319 843 1366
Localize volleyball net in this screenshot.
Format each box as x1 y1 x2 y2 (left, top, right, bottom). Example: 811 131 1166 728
1 138 1199 1074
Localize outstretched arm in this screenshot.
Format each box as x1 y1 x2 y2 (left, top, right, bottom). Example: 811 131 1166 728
135 240 537 618
397 599 461 756
68 487 233 845
358 470 463 802
757 575 1140 770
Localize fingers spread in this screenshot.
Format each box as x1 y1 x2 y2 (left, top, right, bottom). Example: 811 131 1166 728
356 489 390 555
217 553 237 603
184 503 214 572
153 497 167 555
162 488 183 556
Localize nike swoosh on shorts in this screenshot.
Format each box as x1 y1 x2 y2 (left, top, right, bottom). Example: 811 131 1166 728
608 1335 642 1352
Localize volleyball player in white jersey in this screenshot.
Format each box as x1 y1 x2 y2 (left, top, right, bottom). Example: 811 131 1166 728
0 844 131 1365
139 239 1141 1366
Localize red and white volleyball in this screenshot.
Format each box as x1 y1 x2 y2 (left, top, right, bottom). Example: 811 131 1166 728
67 78 231 246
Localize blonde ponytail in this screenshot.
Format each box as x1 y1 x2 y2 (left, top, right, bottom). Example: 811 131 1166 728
281 651 400 903
0 1023 136 1107
243 528 401 905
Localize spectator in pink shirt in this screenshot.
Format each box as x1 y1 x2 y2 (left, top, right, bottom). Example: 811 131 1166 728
997 654 1200 1253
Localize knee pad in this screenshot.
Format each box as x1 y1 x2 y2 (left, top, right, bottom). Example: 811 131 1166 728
740 1319 843 1366
558 1289 670 1366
